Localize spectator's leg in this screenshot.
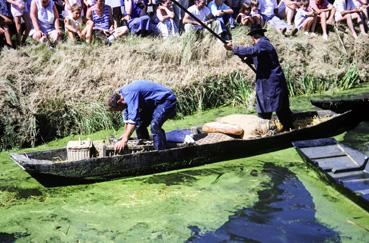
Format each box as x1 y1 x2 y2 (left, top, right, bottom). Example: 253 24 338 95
285 6 296 26
320 12 328 40
304 16 315 32
48 30 62 44
112 7 122 30
22 13 32 44
345 14 358 39
355 12 368 35
66 28 76 42
84 20 94 44
13 16 22 46
327 9 336 25
3 26 13 47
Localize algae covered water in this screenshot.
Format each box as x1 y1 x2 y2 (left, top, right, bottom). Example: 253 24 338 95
1 92 369 242
1 122 369 242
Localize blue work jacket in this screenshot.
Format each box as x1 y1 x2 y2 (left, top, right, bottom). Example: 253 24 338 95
118 80 176 126
233 37 290 113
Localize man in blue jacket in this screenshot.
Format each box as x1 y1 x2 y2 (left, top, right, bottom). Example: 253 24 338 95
108 80 177 152
224 24 294 130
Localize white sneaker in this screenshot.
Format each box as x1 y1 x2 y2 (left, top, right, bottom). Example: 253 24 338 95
29 29 35 37
323 34 328 41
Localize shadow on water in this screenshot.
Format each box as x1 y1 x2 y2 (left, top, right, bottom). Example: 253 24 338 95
0 186 43 199
0 232 30 243
142 166 247 186
342 121 369 154
187 163 341 243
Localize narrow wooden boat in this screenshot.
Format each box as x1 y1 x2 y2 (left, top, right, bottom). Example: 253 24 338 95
11 110 360 187
311 93 369 120
293 138 369 212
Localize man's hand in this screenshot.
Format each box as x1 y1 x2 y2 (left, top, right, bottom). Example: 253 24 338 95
115 137 128 153
224 41 233 51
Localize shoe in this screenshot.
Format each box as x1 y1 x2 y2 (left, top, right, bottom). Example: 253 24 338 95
309 32 318 37
322 34 328 41
291 28 298 36
104 39 112 46
281 28 287 36
304 31 309 36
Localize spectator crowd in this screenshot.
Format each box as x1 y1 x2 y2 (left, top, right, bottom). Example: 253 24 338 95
1 0 369 48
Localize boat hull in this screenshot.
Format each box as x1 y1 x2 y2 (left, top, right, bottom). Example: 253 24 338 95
311 94 369 120
11 110 361 187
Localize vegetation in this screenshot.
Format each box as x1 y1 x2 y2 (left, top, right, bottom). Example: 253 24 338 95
1 27 369 149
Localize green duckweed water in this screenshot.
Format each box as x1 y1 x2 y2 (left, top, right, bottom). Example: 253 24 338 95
1 88 369 242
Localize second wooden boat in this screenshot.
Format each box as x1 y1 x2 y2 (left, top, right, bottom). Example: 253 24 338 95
293 138 369 212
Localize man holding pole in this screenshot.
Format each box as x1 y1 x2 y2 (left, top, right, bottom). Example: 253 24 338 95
224 24 294 130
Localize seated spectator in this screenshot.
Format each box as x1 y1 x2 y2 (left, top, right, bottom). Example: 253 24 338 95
251 0 264 25
295 0 317 35
65 3 93 43
105 0 123 29
334 0 368 38
259 0 296 35
208 0 233 40
309 0 335 40
278 0 300 26
64 0 84 18
156 0 179 38
30 0 63 45
353 0 369 22
237 2 253 26
123 0 156 36
173 0 188 30
0 0 13 47
7 0 32 45
226 0 243 28
182 0 222 35
86 0 129 44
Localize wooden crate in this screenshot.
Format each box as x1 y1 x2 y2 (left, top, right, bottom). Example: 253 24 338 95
67 140 93 161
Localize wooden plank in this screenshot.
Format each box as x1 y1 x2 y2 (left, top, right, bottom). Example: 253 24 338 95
300 145 346 159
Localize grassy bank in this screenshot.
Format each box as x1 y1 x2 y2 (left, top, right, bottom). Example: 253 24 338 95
1 27 369 149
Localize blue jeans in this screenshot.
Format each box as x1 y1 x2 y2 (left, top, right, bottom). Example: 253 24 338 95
136 98 176 150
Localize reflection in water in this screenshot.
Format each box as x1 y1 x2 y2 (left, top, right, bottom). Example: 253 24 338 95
343 121 369 154
187 163 340 243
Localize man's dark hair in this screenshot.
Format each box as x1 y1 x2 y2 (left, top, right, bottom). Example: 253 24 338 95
107 93 121 109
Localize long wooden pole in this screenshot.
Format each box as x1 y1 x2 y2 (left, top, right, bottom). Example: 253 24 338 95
171 0 257 73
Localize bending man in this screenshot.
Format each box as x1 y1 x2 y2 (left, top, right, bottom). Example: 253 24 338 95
108 80 177 152
224 24 294 130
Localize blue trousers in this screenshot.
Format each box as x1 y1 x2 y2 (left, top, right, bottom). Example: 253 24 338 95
136 98 176 150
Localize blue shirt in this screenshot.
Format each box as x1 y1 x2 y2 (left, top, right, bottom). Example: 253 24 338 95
119 80 176 125
208 0 231 15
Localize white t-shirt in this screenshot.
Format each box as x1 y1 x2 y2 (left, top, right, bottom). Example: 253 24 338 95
294 8 309 29
334 0 356 20
259 0 278 17
187 5 211 21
